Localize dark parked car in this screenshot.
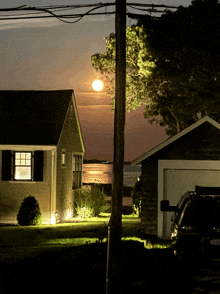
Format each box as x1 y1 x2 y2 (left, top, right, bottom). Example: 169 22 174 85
161 186 220 256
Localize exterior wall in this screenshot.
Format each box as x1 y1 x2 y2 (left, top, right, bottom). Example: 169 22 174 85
0 150 51 224
140 158 158 235
56 100 84 222
140 123 220 237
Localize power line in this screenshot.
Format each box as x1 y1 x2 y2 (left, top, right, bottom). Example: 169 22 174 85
0 3 115 23
0 3 178 12
0 7 77 18
0 2 178 23
0 12 116 22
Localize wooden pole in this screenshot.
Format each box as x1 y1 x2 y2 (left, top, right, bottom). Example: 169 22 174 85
106 0 126 293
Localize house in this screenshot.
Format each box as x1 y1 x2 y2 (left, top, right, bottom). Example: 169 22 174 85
131 116 220 239
0 90 85 225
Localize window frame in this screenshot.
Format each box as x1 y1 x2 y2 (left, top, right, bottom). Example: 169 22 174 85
14 151 33 181
61 149 66 168
1 150 44 182
72 154 83 190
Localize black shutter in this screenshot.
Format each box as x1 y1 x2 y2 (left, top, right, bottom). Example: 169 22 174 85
2 150 12 181
33 151 44 181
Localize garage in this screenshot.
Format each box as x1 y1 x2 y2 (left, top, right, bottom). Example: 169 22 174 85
158 160 220 238
131 116 220 238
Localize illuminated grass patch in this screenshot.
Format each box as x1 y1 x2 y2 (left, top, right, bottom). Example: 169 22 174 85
40 237 170 249
145 242 171 249
121 237 142 242
121 237 170 249
40 238 102 246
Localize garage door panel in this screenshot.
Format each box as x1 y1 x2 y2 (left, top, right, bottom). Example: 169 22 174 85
165 169 220 205
158 160 220 239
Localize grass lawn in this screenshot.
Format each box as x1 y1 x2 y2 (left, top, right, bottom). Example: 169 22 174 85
0 213 197 294
0 213 143 259
0 213 170 261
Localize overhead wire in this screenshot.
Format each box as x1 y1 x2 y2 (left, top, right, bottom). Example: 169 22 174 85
0 3 114 14
42 4 111 24
0 2 178 23
0 6 77 18
128 5 165 14
0 3 115 23
0 12 116 22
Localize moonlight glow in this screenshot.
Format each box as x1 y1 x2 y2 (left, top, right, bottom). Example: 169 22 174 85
92 80 103 91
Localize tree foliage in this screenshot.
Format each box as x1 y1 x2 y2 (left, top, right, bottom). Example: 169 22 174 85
92 26 155 112
92 0 220 136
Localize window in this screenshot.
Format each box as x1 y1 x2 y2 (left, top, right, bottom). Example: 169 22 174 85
15 152 32 180
72 154 82 189
61 150 66 167
1 150 44 181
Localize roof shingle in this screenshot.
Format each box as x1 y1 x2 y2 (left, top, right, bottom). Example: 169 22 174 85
0 90 73 146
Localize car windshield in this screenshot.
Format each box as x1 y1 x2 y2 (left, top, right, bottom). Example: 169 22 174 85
180 198 220 227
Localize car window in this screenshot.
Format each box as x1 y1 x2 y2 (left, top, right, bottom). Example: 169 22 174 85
180 198 220 227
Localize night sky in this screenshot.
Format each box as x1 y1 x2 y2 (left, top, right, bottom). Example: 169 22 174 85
0 0 191 161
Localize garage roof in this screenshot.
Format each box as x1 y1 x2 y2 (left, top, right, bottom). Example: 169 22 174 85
131 116 220 165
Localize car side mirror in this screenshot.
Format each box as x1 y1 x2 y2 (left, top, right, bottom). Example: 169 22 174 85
160 200 170 211
160 200 178 212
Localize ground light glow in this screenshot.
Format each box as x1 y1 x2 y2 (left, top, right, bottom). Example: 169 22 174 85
51 217 56 225
92 79 103 91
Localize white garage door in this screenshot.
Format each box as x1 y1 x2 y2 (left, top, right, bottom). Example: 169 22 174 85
158 160 220 239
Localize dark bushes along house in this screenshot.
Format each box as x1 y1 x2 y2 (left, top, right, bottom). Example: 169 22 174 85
0 90 84 224
131 116 220 239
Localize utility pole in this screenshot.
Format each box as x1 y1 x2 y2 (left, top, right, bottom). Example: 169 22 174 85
106 0 126 293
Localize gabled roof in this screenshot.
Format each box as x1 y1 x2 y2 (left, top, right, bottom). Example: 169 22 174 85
0 90 80 146
131 116 220 165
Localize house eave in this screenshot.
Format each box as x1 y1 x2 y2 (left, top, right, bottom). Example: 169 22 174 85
0 145 57 151
71 92 85 154
56 91 85 154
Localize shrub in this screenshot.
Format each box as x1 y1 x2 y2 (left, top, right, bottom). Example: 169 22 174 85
97 222 108 243
90 184 107 217
75 185 92 214
17 196 43 226
132 180 142 217
103 202 111 213
76 207 93 219
75 184 106 218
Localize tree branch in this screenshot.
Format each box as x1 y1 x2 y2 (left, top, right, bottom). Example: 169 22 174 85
166 106 181 133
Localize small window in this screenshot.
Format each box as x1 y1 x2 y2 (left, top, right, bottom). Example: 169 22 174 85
1 150 44 181
72 154 83 189
14 152 32 180
61 150 66 167
72 155 76 171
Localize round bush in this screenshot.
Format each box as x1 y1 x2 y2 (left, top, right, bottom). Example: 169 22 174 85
17 196 43 226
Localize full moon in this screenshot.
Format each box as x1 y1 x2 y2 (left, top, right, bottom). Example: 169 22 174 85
92 80 103 91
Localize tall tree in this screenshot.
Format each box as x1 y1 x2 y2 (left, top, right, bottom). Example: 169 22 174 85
139 0 220 135
92 26 155 112
92 0 220 136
